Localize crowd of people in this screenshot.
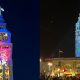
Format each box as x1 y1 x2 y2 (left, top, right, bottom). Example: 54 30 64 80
40 72 80 80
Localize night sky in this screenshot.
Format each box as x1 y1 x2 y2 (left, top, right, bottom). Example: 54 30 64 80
40 0 80 58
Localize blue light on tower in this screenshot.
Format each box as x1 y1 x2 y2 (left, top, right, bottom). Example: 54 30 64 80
75 13 80 57
0 6 13 80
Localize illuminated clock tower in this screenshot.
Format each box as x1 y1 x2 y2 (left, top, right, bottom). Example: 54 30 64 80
0 7 13 80
75 14 80 57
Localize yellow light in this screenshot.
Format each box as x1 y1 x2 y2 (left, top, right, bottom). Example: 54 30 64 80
0 65 2 69
57 68 60 71
62 69 64 72
51 72 55 76
72 72 75 76
48 62 53 66
70 69 71 71
40 58 42 62
44 70 45 72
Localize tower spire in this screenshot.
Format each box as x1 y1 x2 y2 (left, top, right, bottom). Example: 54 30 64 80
0 6 4 16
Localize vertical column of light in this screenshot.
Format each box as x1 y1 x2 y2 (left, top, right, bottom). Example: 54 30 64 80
75 14 80 57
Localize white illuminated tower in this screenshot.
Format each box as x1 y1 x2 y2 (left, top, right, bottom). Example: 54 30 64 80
75 14 80 57
0 7 13 80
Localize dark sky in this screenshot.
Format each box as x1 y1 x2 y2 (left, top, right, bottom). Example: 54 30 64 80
40 0 80 58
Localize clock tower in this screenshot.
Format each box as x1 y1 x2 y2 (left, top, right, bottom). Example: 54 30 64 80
75 14 80 57
0 7 13 80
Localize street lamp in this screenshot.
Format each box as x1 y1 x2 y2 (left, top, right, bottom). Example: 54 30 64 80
40 58 42 62
40 58 42 73
48 62 53 71
57 68 60 77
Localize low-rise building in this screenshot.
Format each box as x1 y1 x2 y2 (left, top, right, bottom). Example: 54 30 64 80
40 58 80 77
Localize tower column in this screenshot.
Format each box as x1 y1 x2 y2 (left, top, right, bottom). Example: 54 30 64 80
75 13 80 57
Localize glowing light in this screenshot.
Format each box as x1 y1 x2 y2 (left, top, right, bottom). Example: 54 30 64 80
0 47 11 65
4 33 7 36
62 69 64 72
40 58 42 62
70 69 72 71
48 62 53 66
44 70 45 72
1 8 4 12
0 65 2 69
51 72 55 77
57 68 60 71
72 72 75 76
2 60 6 65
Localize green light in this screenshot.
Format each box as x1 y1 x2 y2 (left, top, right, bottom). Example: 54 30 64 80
76 48 80 51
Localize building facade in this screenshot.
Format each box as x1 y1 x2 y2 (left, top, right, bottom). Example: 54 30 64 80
40 58 80 77
0 7 13 80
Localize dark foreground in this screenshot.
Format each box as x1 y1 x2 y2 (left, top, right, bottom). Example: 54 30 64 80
40 73 80 80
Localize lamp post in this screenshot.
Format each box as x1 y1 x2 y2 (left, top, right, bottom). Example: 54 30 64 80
40 58 42 73
57 68 60 77
48 62 53 72
40 58 42 63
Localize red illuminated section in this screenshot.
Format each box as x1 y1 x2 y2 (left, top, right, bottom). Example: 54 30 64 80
0 44 12 65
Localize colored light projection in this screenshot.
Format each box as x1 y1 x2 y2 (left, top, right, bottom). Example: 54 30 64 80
0 44 12 80
0 44 12 64
0 6 13 80
75 14 80 57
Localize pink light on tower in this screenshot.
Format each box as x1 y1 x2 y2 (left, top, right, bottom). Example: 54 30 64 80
0 6 13 80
